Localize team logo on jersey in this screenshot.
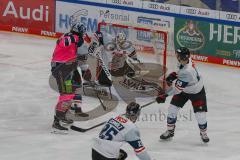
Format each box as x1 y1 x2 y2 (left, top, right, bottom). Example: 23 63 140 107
176 20 205 51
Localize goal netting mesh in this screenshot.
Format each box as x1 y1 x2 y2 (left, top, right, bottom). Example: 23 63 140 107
97 22 177 92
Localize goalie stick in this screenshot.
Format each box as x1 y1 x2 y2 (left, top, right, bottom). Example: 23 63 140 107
93 45 112 82
70 100 157 132
82 81 108 111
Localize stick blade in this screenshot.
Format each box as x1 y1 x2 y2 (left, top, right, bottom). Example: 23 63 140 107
70 125 88 132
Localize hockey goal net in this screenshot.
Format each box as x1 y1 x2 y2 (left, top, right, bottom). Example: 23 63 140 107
97 22 176 91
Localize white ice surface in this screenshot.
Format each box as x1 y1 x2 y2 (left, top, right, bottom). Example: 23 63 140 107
0 32 240 160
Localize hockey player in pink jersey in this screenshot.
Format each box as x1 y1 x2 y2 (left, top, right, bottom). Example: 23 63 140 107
51 23 91 132
156 47 209 143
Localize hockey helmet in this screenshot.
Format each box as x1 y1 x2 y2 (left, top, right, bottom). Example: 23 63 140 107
126 102 141 122
116 32 126 44
71 23 86 36
175 47 190 61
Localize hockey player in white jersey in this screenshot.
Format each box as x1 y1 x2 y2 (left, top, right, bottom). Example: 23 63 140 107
92 102 151 160
108 32 139 78
156 47 209 143
88 31 140 85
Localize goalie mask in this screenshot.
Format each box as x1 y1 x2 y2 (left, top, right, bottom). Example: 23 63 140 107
126 102 141 123
116 32 126 45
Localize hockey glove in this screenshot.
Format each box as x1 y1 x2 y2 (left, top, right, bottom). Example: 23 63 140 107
117 149 128 160
156 94 168 103
166 72 177 86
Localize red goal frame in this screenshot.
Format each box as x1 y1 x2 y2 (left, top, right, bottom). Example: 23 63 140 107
98 22 168 90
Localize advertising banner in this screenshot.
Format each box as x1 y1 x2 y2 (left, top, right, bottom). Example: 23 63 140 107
80 0 107 3
180 6 218 19
219 11 240 23
56 1 174 54
142 1 181 14
0 0 56 37
175 18 240 67
56 1 133 34
106 0 142 8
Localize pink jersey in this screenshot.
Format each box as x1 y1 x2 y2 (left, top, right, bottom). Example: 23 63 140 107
51 33 81 62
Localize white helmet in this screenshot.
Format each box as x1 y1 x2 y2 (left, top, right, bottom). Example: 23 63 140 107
116 32 126 44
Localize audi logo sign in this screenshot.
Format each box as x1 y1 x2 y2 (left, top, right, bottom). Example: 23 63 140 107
226 14 238 20
185 9 197 14
148 3 158 9
112 0 121 4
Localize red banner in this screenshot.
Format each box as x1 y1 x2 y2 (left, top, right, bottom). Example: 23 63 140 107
0 0 55 35
192 54 240 68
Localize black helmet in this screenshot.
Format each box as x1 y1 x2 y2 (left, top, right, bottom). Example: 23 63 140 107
176 47 190 61
126 102 141 122
71 23 86 37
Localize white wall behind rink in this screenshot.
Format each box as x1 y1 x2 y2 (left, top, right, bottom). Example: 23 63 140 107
56 1 175 53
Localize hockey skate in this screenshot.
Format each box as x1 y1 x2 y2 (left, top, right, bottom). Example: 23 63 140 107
51 111 73 134
52 116 72 134
200 132 210 143
160 129 175 140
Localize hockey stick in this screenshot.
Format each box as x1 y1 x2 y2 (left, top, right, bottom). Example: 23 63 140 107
97 94 107 111
71 121 106 132
140 99 157 109
77 66 107 111
82 81 108 111
93 45 112 82
70 99 156 132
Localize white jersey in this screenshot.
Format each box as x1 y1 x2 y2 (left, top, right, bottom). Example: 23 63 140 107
167 58 204 95
93 115 151 160
104 39 137 70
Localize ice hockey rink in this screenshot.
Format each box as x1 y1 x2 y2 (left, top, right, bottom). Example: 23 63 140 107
0 31 240 160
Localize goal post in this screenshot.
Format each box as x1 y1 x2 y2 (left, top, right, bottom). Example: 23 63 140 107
97 22 175 92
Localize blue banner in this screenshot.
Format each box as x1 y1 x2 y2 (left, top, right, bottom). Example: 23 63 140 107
146 0 239 13
221 0 239 12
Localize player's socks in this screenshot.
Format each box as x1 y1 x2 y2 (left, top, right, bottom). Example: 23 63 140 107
199 122 209 143
200 131 209 143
